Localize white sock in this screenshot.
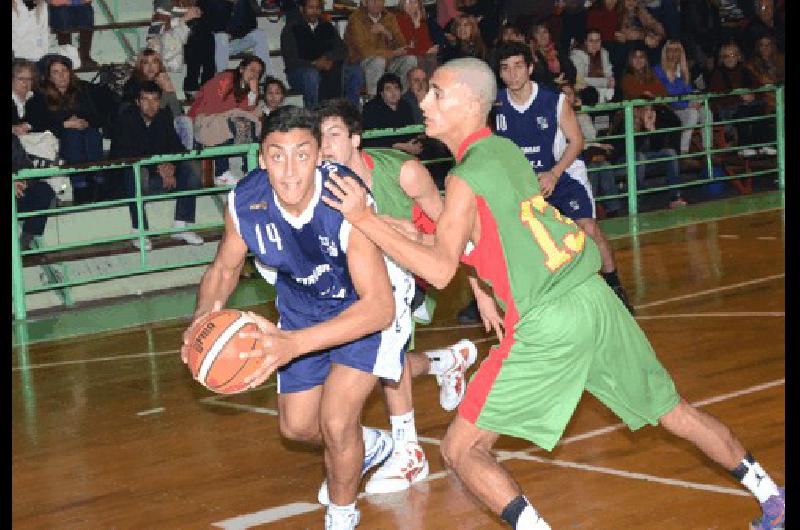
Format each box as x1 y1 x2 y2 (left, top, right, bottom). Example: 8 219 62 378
328 501 357 513
735 454 780 503
389 410 417 444
425 344 458 376
361 426 379 453
517 505 550 530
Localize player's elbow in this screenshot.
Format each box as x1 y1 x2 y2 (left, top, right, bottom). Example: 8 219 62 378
429 262 457 290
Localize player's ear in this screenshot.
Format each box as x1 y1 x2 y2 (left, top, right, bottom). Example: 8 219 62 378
351 133 362 151
258 150 266 169
527 63 534 77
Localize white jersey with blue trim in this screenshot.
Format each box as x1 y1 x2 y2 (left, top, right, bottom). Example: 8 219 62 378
493 82 589 188
228 161 412 357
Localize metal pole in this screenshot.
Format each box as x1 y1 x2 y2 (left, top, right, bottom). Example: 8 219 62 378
703 96 714 182
133 162 147 266
246 143 259 173
624 102 638 216
11 179 27 321
775 86 785 190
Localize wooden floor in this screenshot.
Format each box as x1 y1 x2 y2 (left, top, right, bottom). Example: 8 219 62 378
12 209 785 529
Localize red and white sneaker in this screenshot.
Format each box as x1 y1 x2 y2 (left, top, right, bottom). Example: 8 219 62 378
436 339 478 411
364 440 429 494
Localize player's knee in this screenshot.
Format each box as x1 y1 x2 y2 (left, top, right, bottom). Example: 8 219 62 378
279 416 319 443
577 219 598 237
320 414 359 452
659 398 693 435
440 430 473 470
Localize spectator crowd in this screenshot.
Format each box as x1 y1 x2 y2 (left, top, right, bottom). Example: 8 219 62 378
12 0 785 248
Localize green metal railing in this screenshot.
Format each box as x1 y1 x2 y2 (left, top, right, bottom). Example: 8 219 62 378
11 86 784 323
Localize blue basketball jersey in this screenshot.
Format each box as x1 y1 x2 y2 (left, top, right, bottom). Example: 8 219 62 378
229 161 363 330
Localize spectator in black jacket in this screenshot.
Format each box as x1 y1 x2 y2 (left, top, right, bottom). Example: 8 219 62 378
281 0 363 108
362 72 421 155
12 59 50 136
110 81 204 251
38 54 105 205
213 0 276 78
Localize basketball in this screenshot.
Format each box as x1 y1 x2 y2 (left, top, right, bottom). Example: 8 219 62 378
185 309 263 394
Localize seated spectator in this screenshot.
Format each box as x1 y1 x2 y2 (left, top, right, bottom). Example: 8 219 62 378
12 0 50 64
362 72 422 155
570 29 616 103
213 0 276 79
46 0 97 69
617 0 665 66
620 47 667 99
344 0 417 97
742 0 783 55
38 55 105 204
396 0 439 75
455 0 500 50
489 23 527 72
188 55 264 181
745 34 784 115
438 15 489 64
402 67 427 123
146 0 203 76
13 135 56 251
12 59 50 136
110 81 204 251
653 39 706 154
585 0 627 76
281 0 362 108
708 42 768 157
262 77 287 116
124 49 184 119
642 0 679 40
528 23 576 89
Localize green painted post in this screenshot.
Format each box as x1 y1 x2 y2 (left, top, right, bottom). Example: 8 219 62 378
624 102 638 216
133 163 147 266
775 86 785 190
246 143 259 172
703 97 714 181
11 180 27 322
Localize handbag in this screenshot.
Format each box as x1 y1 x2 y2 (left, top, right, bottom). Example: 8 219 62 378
17 131 70 196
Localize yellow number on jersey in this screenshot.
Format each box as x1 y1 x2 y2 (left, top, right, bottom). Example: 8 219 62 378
520 195 586 272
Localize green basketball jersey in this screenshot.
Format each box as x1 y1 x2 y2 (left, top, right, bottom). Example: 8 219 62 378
363 148 415 220
455 129 601 317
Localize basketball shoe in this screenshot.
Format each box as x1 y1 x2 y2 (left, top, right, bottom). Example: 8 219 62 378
435 339 478 411
325 506 360 530
318 427 393 506
364 440 429 494
750 487 785 530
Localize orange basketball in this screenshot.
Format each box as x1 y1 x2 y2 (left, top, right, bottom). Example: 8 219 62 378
185 309 263 394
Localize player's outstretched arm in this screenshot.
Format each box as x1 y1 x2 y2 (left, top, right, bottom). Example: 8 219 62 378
181 210 248 363
238 227 396 388
323 172 476 290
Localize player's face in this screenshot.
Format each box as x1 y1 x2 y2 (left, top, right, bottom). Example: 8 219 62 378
419 68 469 140
499 55 532 91
319 116 360 167
260 128 320 215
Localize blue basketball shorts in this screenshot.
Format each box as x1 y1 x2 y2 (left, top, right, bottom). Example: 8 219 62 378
547 176 596 220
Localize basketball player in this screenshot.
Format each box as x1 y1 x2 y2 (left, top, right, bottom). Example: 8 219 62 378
493 41 633 314
315 98 478 498
181 107 406 530
320 59 785 530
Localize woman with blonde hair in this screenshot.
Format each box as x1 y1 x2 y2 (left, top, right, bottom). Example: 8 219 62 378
124 48 183 118
396 0 439 75
654 39 706 154
439 15 488 63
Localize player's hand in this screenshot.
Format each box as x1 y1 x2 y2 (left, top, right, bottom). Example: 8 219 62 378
181 300 223 364
321 173 373 225
475 289 504 341
537 170 558 198
237 311 297 389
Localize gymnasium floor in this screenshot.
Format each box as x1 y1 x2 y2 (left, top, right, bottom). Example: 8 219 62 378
12 205 785 529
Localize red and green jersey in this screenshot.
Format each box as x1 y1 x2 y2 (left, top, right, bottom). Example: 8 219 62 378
455 128 601 318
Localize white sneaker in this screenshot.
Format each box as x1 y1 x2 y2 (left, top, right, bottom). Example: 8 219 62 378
738 148 757 157
171 221 204 245
436 339 478 412
132 237 152 251
759 146 777 156
364 440 429 494
325 507 360 530
318 428 393 506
